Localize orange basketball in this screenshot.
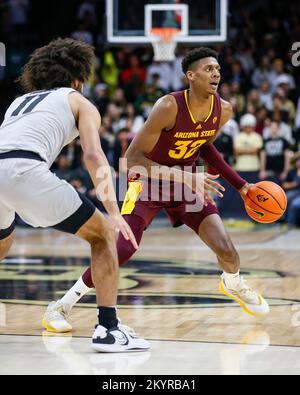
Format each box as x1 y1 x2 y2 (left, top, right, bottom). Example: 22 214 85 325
244 181 287 223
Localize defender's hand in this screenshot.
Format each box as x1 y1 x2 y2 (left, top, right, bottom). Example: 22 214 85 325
109 214 138 250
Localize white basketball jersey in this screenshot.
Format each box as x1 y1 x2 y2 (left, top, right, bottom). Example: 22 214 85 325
0 88 79 166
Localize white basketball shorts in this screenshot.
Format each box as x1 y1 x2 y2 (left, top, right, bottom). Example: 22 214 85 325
0 158 95 235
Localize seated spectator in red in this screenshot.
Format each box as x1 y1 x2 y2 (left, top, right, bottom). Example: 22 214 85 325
121 54 146 102
255 106 269 136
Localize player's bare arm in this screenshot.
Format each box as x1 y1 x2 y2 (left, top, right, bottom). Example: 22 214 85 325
69 92 138 248
219 99 233 130
126 95 225 198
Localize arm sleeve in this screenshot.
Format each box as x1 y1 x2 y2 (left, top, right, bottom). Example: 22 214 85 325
200 143 247 191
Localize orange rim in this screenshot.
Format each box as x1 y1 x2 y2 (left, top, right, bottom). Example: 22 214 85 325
150 27 181 43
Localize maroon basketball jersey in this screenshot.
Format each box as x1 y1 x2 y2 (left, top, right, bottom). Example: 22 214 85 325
147 90 222 167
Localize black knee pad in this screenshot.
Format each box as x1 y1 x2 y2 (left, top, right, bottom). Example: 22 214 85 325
52 193 96 235
0 221 15 240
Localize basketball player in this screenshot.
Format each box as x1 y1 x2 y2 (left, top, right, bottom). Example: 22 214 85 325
45 48 269 333
0 38 151 352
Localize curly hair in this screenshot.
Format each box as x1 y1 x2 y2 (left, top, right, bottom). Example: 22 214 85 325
18 38 95 92
182 47 219 74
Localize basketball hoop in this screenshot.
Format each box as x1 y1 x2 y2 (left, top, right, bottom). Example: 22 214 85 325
149 28 181 62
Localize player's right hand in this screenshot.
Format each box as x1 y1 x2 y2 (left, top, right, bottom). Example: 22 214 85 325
109 214 139 250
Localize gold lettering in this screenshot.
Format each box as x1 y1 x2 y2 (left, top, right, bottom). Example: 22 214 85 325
200 129 216 137
173 132 200 139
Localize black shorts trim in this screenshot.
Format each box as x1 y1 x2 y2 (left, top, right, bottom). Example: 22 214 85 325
52 193 96 235
0 221 16 240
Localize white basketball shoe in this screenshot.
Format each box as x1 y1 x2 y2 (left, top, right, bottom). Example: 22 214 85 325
92 324 150 353
219 275 270 317
42 301 72 333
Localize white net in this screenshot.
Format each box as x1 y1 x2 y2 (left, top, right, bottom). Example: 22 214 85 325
152 40 177 62
149 28 180 62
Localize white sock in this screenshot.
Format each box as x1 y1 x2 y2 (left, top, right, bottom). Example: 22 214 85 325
223 271 241 289
60 277 93 313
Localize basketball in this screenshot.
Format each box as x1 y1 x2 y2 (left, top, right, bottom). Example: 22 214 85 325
244 181 287 223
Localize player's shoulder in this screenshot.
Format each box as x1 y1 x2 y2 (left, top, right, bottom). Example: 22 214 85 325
69 91 96 110
152 94 178 119
155 94 177 109
68 91 100 121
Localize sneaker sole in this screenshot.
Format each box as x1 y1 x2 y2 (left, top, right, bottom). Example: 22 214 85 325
92 343 150 353
219 281 269 317
42 319 72 333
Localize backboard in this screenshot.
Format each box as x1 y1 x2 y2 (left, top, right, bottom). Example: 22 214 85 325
106 0 228 44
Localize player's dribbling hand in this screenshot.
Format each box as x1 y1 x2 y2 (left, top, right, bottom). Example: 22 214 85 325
109 214 139 250
239 183 253 201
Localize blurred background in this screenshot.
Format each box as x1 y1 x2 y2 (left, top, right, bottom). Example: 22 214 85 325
0 0 299 225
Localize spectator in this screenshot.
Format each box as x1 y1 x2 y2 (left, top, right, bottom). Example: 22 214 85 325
71 19 94 46
111 88 127 115
255 106 269 136
282 159 300 228
260 121 291 183
53 155 73 181
214 129 234 165
135 83 165 119
263 107 293 144
270 58 295 91
247 89 262 112
291 129 300 162
92 83 109 115
230 82 246 116
276 86 296 126
113 128 132 174
252 56 273 89
106 103 122 134
219 110 240 140
171 55 186 91
295 98 300 131
235 44 256 76
146 61 172 92
229 60 248 93
100 51 120 96
8 0 29 34
259 80 273 111
120 54 146 102
234 114 263 182
77 0 98 26
268 93 289 124
118 103 144 135
219 83 231 102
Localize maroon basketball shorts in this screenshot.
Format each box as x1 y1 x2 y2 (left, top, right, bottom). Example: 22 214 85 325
121 180 220 234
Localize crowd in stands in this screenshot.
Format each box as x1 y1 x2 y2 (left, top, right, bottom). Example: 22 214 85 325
1 0 300 226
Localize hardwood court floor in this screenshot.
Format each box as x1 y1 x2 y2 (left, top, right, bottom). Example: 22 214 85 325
1 223 300 375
